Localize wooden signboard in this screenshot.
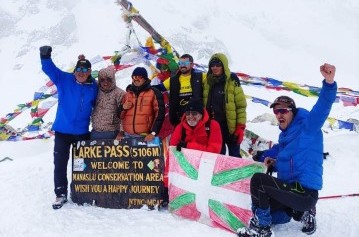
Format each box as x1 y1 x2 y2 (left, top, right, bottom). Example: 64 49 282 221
70 137 164 209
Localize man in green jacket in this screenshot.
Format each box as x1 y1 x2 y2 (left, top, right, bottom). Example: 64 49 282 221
203 53 247 157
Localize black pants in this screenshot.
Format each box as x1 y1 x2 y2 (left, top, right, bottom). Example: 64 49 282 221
54 131 90 197
251 173 318 212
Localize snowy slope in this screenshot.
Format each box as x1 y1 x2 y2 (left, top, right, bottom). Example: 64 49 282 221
1 0 359 237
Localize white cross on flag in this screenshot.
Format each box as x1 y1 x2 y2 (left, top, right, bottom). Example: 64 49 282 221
168 146 265 233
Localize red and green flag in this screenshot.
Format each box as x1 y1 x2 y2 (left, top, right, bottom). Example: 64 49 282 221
168 147 265 233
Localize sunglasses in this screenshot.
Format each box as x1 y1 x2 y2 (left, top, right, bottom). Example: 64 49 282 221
210 62 223 68
75 67 89 73
273 108 292 115
132 75 144 80
185 111 200 116
178 61 191 67
99 77 112 83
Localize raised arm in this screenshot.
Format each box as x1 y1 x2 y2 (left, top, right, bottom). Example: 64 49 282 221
39 46 67 85
320 63 335 84
305 63 337 132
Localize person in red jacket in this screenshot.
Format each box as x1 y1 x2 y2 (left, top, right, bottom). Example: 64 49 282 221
169 98 222 153
160 98 223 207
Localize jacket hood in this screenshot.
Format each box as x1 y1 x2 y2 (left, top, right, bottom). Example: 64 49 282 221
98 66 117 92
100 79 116 93
208 53 231 80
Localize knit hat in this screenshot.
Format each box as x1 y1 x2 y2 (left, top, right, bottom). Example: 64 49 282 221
186 98 204 114
270 96 296 111
132 67 148 80
98 66 116 81
75 55 91 69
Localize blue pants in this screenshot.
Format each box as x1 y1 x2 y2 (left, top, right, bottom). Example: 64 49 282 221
53 132 90 197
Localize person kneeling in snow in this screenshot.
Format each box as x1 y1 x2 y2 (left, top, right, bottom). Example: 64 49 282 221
237 63 337 237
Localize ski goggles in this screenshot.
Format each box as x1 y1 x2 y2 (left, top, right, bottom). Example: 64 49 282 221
178 61 191 67
273 108 292 115
75 67 89 73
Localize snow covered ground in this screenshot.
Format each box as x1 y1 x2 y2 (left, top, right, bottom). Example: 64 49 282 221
1 0 359 236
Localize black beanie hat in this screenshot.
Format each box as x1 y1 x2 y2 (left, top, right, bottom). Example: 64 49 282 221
75 55 91 69
132 67 148 80
186 98 203 114
76 59 91 69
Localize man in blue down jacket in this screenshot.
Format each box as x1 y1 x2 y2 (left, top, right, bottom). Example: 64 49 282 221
237 63 337 237
40 46 98 209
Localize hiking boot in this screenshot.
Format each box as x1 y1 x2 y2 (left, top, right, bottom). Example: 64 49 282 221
158 187 169 210
237 217 273 237
301 208 316 235
291 209 304 221
160 200 169 208
52 196 67 210
161 187 169 207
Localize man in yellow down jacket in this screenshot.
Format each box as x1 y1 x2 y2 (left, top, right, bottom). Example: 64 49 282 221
203 53 247 157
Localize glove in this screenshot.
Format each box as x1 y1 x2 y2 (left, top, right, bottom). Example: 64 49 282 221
252 150 265 162
234 124 246 144
39 46 52 59
266 165 274 176
176 141 187 151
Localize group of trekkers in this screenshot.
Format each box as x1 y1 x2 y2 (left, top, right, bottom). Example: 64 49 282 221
40 45 337 236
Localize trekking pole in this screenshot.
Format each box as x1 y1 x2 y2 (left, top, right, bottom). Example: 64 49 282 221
319 193 359 200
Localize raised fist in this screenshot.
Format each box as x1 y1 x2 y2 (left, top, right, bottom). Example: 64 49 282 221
40 46 52 59
320 63 336 84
